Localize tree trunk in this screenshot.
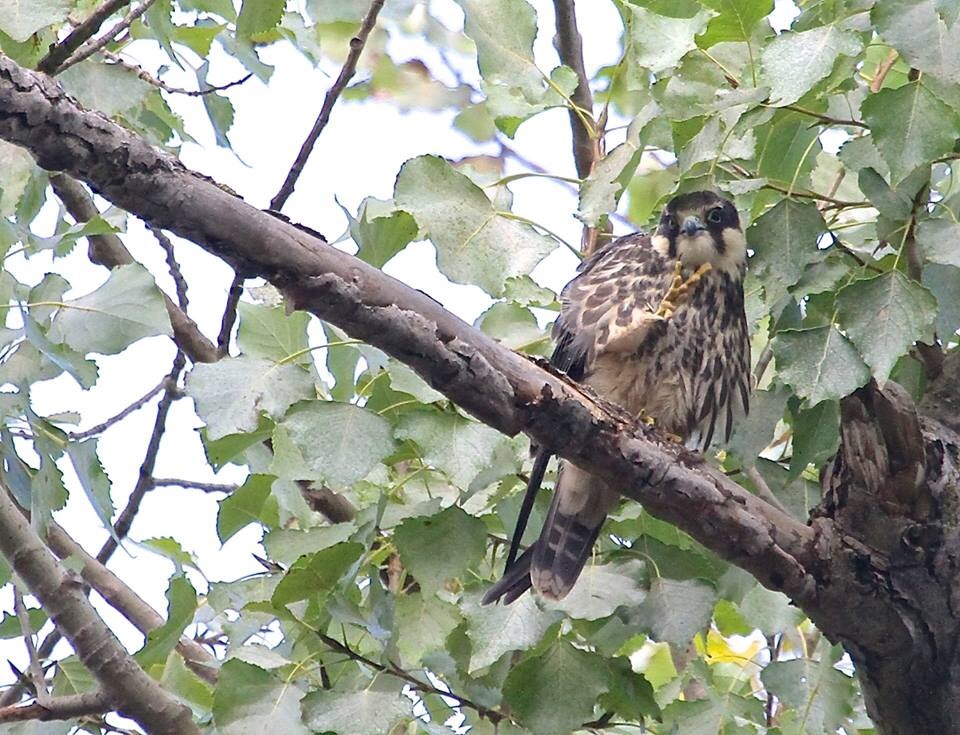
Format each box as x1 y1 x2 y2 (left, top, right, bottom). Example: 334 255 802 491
810 380 960 734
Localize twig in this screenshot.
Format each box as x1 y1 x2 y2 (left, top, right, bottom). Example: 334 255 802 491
269 0 385 211
0 691 112 723
96 351 187 564
745 466 790 517
151 478 238 493
552 0 596 179
217 273 244 356
870 49 899 93
58 0 160 73
151 227 189 309
0 482 199 733
36 0 131 74
102 50 252 96
13 588 48 706
780 104 866 129
49 174 219 363
70 378 169 440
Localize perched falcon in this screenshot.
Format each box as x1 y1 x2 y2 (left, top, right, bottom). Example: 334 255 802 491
483 190 750 605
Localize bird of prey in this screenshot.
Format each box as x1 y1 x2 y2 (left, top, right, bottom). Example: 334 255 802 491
483 190 750 605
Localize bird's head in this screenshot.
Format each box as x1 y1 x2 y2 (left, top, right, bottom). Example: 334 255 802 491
651 191 746 273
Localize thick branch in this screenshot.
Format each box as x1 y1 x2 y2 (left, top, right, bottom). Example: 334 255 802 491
0 485 198 734
0 54 817 605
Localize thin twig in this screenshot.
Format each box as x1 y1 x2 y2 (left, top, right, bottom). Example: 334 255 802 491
745 466 790 517
96 351 187 564
69 378 169 441
217 273 244 356
780 104 866 129
151 478 238 493
269 0 385 211
151 227 189 309
58 0 159 73
0 691 112 723
870 49 899 93
552 0 596 179
36 0 131 74
13 588 48 706
102 50 252 96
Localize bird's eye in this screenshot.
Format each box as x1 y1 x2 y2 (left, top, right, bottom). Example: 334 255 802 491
707 208 723 225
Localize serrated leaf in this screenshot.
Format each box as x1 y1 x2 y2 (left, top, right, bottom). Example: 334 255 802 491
59 62 152 117
394 155 555 295
504 641 609 735
301 685 409 735
48 264 172 355
217 474 272 543
773 325 871 405
789 399 839 479
186 356 315 440
393 593 462 667
923 263 960 338
0 139 37 216
393 505 486 593
0 0 70 41
761 653 854 735
861 81 960 184
213 660 309 734
699 0 772 47
858 167 912 219
385 359 444 403
547 561 647 621
65 439 115 538
624 4 714 74
263 524 357 566
836 271 937 383
762 25 861 106
464 592 560 671
351 197 419 268
271 542 363 606
633 578 716 646
237 302 311 365
236 0 283 39
916 217 960 267
738 583 803 635
747 199 826 306
137 575 197 673
579 103 659 226
271 401 393 487
873 0 960 84
396 410 508 490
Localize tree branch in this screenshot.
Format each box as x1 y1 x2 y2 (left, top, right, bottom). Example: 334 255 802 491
69 376 168 440
0 54 817 605
0 691 111 723
58 0 160 73
552 0 595 180
217 272 244 356
0 483 199 734
36 0 131 75
269 0 385 211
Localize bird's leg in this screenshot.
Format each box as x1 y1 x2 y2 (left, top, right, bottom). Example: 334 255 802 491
637 409 683 443
656 261 713 318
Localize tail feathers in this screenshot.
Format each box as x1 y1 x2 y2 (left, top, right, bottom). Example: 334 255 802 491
481 548 533 605
530 503 603 601
505 449 551 570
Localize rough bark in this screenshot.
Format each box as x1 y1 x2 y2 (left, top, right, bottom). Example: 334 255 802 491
1 55 960 734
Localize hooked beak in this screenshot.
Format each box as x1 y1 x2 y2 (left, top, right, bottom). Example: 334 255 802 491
681 216 706 236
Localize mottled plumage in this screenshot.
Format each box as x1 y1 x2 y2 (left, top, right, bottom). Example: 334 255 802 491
483 191 751 605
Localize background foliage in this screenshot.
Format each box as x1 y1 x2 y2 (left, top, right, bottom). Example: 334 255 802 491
0 0 956 732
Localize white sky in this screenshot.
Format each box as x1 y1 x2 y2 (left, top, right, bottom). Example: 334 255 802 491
0 0 802 706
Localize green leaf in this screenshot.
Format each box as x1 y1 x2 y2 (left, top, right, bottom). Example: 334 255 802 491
136 575 198 673
548 561 647 621
301 685 410 735
393 593 462 667
396 410 509 490
0 607 46 638
394 155 555 295
199 62 235 148
662 688 764 733
747 199 826 306
861 81 960 184
213 660 309 734
236 0 283 39
47 264 172 355
237 302 311 365
858 167 912 220
738 583 803 636
773 325 871 406
761 653 855 735
0 140 38 216
217 474 273 543
633 578 716 646
385 359 444 403
271 542 363 606
65 439 115 538
916 217 960 267
263 524 357 566
923 263 960 338
393 505 486 593
31 458 66 533
0 0 70 41
579 103 659 226
836 271 937 383
351 197 419 268
464 592 561 671
504 641 609 735
873 0 960 84
699 0 772 47
186 356 315 440
761 25 861 106
726 386 789 468
789 399 840 479
600 656 661 722
624 4 714 74
478 302 547 353
59 62 153 117
271 401 393 486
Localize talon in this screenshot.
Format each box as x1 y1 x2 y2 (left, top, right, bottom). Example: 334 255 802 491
656 262 712 318
664 432 684 444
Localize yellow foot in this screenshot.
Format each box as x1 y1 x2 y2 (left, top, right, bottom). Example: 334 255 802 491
663 432 684 444
655 262 713 318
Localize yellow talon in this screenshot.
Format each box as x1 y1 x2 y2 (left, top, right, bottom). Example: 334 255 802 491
656 261 712 318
